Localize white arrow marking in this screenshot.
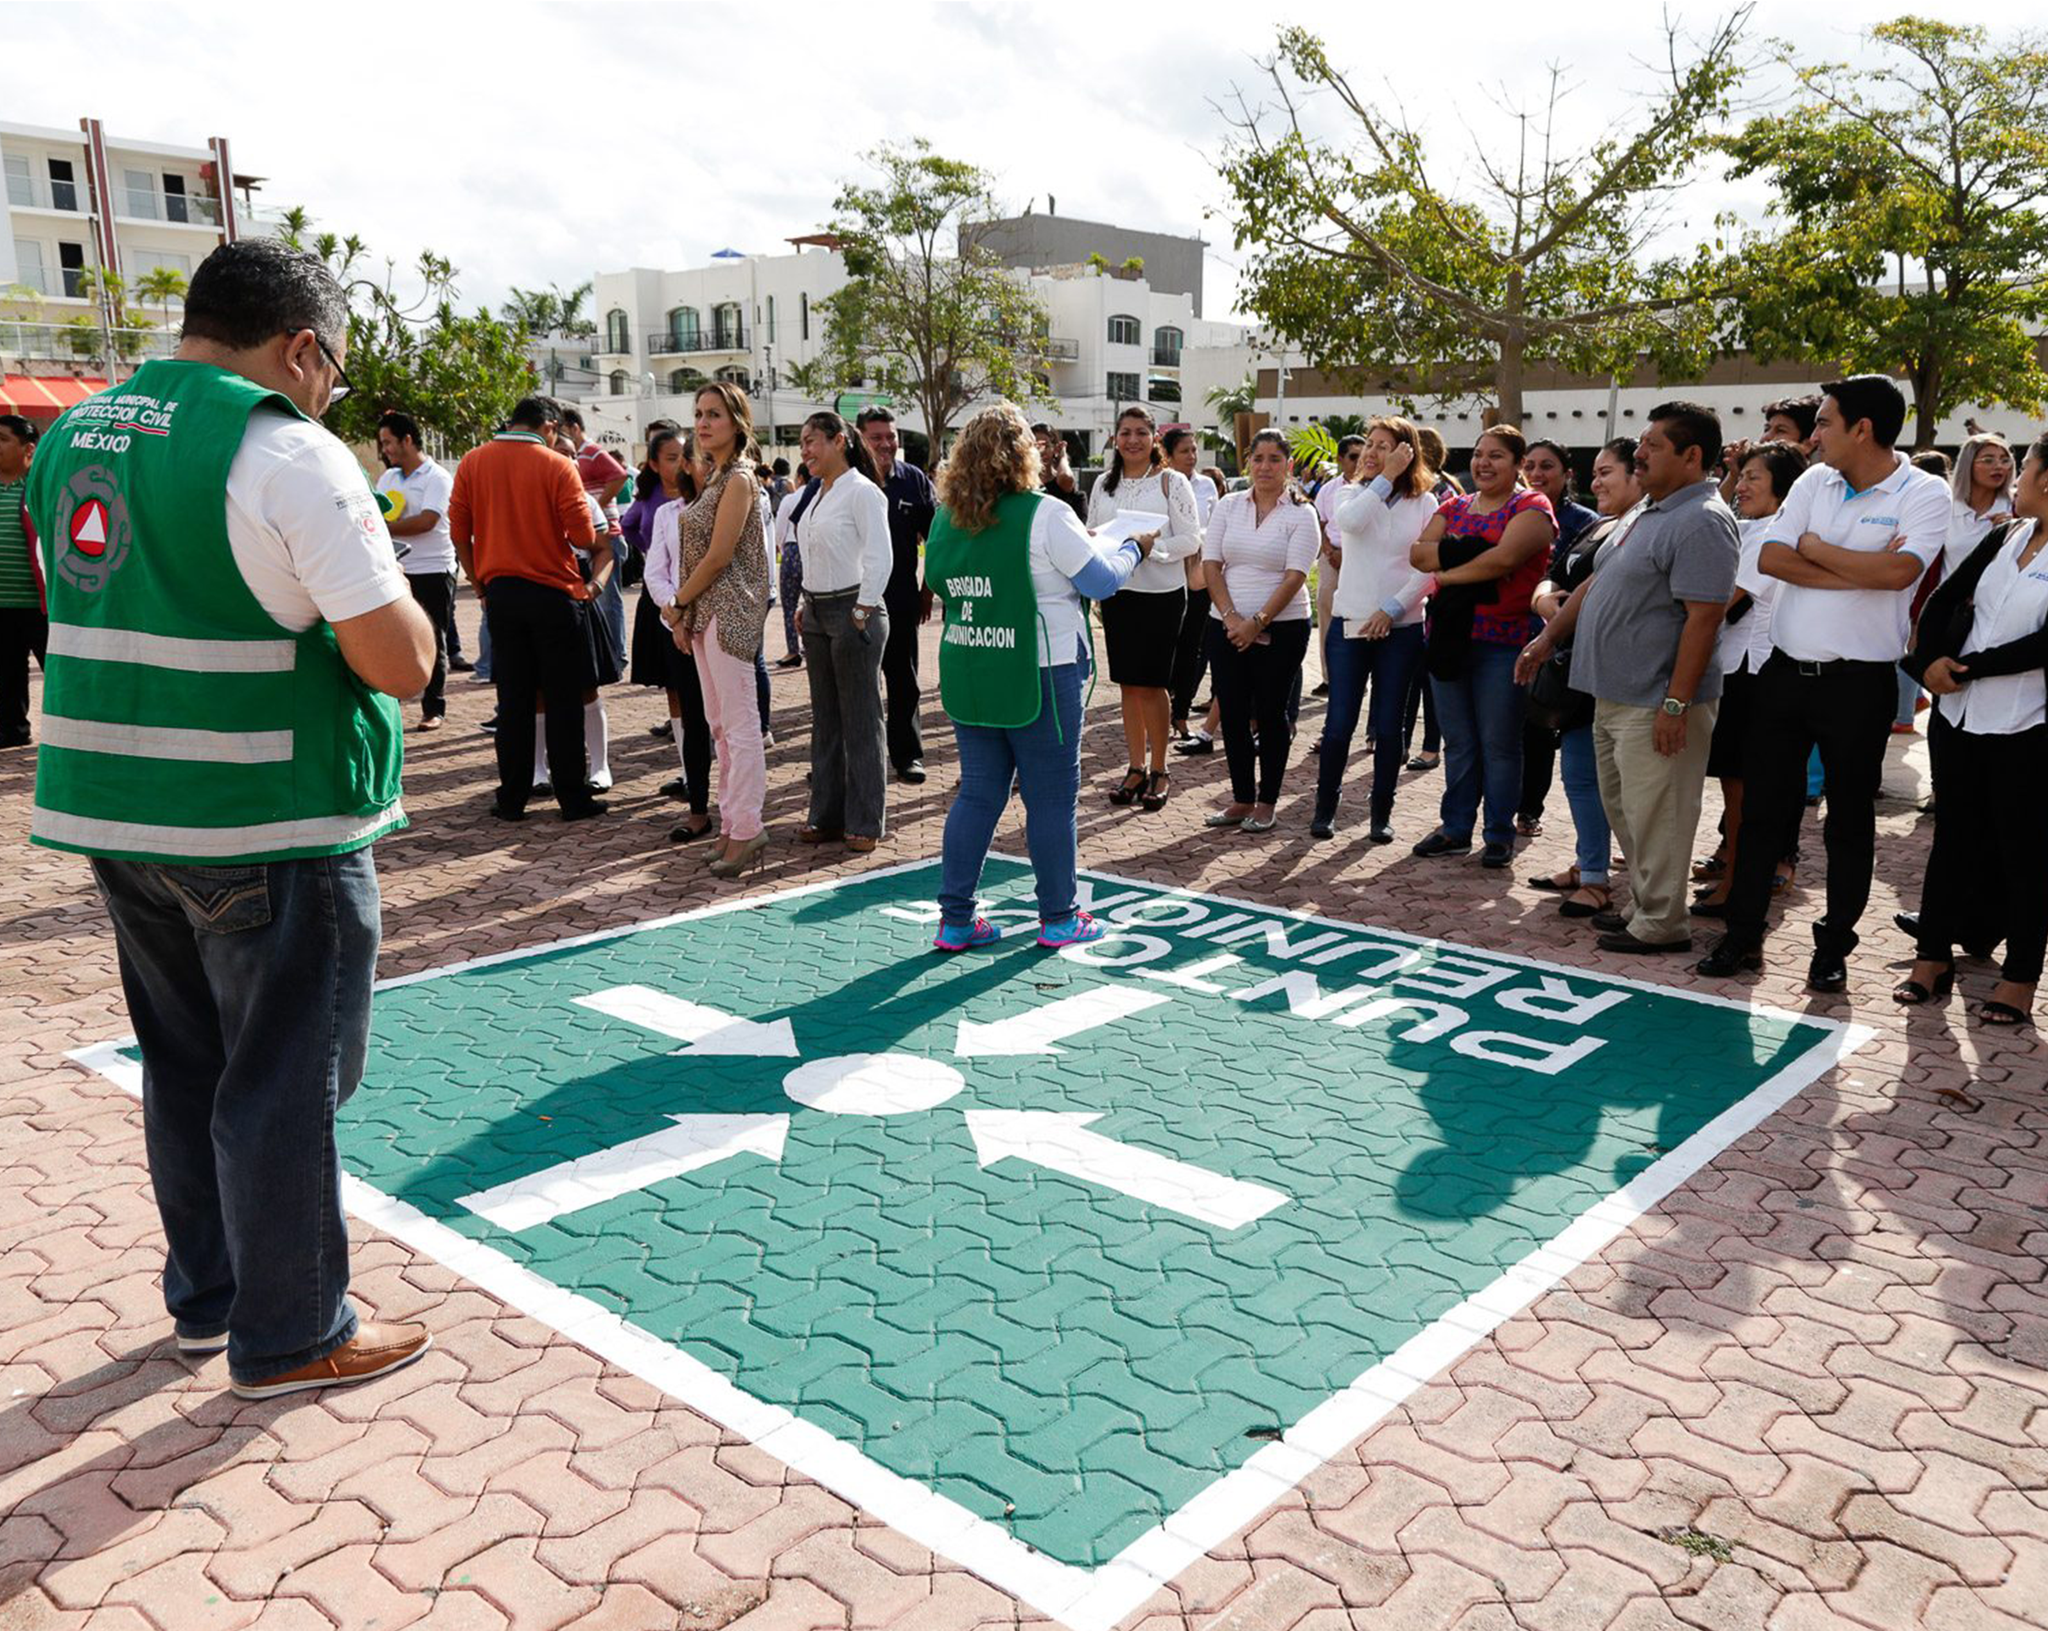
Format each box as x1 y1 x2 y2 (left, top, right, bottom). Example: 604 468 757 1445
575 984 798 1056
964 1110 1287 1231
457 1113 790 1231
954 985 1173 1057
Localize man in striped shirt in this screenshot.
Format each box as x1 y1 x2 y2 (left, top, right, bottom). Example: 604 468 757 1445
0 413 43 749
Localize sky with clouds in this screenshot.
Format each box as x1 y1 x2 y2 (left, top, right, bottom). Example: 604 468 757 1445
7 1 2040 326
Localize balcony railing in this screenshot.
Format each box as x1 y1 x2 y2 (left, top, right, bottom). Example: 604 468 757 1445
119 188 222 226
1151 346 1182 368
6 172 85 212
646 324 748 355
0 319 179 364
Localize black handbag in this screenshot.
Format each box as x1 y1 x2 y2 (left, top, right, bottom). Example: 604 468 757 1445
1525 642 1593 732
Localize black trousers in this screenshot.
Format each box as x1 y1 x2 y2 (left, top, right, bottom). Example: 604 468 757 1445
1402 661 1441 753
1208 617 1310 805
443 577 465 662
404 571 452 718
881 579 924 771
1170 586 1212 721
484 577 590 813
668 645 714 816
1726 653 1895 953
1520 721 1557 819
0 607 47 745
1916 714 2048 982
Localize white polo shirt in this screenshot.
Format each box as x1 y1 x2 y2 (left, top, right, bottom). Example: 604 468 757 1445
375 455 456 576
1943 519 2048 735
1747 453 1951 663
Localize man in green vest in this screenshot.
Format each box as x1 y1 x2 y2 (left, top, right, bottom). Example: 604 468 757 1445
27 238 439 1399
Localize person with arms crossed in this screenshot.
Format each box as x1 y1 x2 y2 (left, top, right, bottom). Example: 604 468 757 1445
857 406 937 783
1696 375 1953 990
26 239 437 1397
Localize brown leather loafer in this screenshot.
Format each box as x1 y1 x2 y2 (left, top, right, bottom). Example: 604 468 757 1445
845 835 879 854
795 825 843 845
230 1322 432 1400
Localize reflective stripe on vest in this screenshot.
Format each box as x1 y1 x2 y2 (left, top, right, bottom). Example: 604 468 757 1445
46 621 299 673
39 714 294 764
31 805 406 860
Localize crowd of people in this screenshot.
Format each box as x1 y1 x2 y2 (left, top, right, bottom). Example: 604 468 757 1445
11 234 2046 1408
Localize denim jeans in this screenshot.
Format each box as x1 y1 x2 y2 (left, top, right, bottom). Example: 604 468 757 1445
1558 724 1611 885
92 850 380 1385
1317 620 1424 823
598 537 629 670
939 660 1087 926
1431 641 1525 844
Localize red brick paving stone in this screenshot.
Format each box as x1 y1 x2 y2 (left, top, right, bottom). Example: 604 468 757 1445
15 638 2048 1630
1513 1550 1674 1631
1244 1506 1409 1609
371 1493 546 1595
484 1449 633 1538
37 1503 224 1611
427 1536 602 1631
95 1550 268 1630
269 1541 432 1630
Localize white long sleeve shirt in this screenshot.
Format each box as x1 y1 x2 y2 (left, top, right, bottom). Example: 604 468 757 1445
792 470 892 604
643 498 684 606
1328 476 1436 628
1086 465 1202 595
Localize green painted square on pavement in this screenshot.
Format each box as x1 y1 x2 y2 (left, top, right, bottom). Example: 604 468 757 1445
138 858 1847 1572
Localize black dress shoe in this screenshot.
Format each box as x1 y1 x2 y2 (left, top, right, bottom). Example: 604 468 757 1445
651 719 674 739
1480 841 1512 869
559 798 610 822
1368 822 1394 845
1590 910 1628 934
1806 950 1849 993
1894 911 1919 937
1690 898 1730 920
1599 929 1692 954
897 761 927 785
661 774 691 799
1411 830 1472 858
490 800 526 821
1696 937 1763 977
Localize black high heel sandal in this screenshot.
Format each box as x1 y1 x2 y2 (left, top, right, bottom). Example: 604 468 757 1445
1108 767 1147 806
1140 770 1171 811
1891 962 1955 1006
1980 999 2032 1027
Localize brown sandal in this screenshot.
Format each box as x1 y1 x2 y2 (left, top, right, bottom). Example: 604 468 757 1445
845 835 879 855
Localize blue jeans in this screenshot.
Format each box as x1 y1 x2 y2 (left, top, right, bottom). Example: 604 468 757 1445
939 660 1087 926
91 851 380 1385
1317 621 1424 822
598 538 629 671
475 610 492 682
1558 724 1610 885
1431 642 1525 845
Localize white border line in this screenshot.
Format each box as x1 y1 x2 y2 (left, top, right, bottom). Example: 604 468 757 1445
66 857 1873 1631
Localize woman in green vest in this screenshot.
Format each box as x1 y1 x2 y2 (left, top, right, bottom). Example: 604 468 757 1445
925 404 1156 952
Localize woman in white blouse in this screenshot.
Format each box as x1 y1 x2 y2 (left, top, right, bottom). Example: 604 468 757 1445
790 411 893 852
1086 406 1202 811
1941 433 2016 575
1201 429 1321 832
1897 433 2048 1027
1312 416 1438 841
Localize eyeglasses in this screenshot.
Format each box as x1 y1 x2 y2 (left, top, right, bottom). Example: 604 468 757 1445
284 327 353 405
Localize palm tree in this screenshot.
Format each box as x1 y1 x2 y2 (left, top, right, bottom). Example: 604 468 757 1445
135 265 189 334
1203 376 1257 470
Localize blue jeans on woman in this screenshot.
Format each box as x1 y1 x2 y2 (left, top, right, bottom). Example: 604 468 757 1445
1557 723 1610 886
1431 642 1525 845
1317 620 1425 825
939 660 1087 926
90 850 380 1386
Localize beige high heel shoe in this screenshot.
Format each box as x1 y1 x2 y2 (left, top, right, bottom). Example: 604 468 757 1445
708 831 770 880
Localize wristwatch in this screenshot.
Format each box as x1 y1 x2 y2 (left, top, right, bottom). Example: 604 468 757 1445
1660 696 1691 716
1251 610 1269 631
852 605 870 627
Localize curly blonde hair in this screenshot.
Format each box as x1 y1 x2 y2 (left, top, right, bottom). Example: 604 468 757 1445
936 403 1042 533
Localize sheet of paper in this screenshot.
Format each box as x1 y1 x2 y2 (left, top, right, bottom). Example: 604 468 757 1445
1093 513 1160 545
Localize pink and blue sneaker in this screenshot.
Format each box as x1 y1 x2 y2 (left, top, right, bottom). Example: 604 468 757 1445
1036 911 1106 949
932 917 1002 953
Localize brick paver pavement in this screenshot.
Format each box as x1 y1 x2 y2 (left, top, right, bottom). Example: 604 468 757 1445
4 599 2044 1631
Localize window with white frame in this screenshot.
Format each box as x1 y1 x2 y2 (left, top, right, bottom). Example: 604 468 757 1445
1107 314 1140 346
11 239 48 295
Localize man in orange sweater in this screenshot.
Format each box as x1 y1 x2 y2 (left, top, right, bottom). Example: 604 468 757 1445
449 396 600 820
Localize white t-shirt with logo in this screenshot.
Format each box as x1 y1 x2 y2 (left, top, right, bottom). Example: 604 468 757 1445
1745 454 1951 664
375 455 456 576
225 409 409 633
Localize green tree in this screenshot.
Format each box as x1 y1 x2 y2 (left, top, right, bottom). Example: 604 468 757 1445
804 140 1057 461
134 264 189 331
1217 17 1750 425
1202 376 1257 467
274 206 535 449
502 281 596 341
1724 17 2048 449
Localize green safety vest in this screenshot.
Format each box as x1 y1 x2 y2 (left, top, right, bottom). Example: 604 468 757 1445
28 359 405 866
926 490 1043 729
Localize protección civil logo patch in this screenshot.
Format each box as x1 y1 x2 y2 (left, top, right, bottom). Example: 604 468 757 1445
56 465 132 593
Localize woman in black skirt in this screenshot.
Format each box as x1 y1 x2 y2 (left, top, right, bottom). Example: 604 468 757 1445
1086 405 1203 810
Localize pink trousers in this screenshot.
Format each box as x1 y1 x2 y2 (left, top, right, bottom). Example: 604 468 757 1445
696 616 764 839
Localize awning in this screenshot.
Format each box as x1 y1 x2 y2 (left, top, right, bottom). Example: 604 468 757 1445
0 374 109 415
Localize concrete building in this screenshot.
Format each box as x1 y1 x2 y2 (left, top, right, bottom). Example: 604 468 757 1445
968 210 1208 317
2 118 266 419
572 237 1252 464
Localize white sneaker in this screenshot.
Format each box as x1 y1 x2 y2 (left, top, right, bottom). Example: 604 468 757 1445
176 1329 228 1354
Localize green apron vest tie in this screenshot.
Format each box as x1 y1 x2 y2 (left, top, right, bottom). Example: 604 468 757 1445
926 490 1045 730
27 358 405 865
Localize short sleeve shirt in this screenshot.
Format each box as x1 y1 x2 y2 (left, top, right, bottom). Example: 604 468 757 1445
1570 480 1740 707
375 456 456 575
1438 488 1556 645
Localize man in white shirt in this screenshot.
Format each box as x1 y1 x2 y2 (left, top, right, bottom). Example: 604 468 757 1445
1311 437 1363 695
1697 374 1952 991
375 410 457 730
